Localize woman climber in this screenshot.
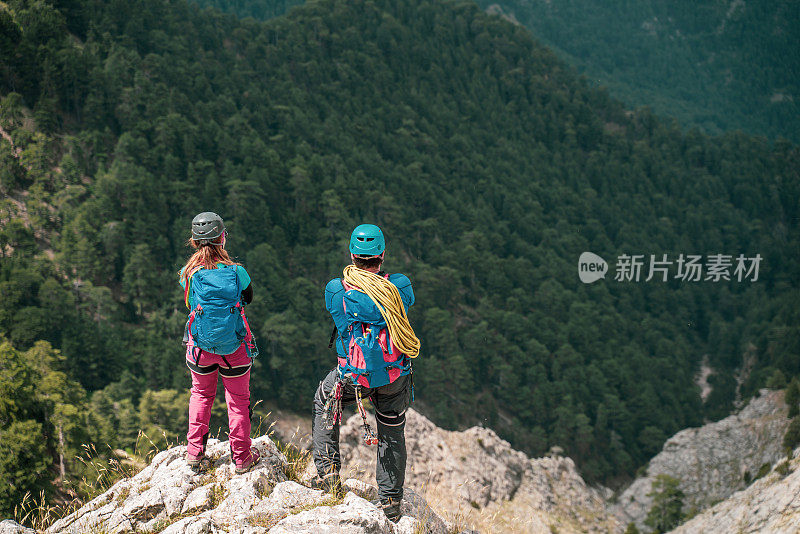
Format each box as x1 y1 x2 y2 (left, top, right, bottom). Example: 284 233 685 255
179 211 260 473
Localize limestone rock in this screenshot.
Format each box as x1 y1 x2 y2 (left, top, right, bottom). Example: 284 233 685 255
0 521 35 534
613 389 790 530
42 430 449 534
182 484 215 514
341 408 620 533
268 492 393 534
669 451 800 533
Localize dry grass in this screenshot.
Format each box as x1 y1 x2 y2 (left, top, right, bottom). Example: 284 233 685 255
266 420 313 484
249 511 288 529
13 491 75 533
14 430 167 531
291 492 345 514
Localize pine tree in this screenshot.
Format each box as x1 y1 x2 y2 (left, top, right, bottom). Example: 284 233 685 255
786 378 800 418
645 474 685 533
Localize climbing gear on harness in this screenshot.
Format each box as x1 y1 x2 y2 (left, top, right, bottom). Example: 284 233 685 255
355 385 378 446
321 375 377 446
343 265 420 358
321 376 344 430
349 224 385 256
192 212 225 245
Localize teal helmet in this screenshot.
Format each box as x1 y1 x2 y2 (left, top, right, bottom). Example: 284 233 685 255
349 224 385 257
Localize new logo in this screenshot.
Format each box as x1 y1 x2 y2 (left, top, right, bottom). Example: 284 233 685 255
578 252 608 284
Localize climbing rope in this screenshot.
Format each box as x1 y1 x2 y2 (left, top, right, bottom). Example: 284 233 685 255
342 265 421 358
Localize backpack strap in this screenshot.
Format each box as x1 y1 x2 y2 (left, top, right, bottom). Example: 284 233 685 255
328 326 338 349
185 306 203 364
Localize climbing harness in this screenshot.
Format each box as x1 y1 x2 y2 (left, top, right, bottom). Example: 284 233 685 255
355 385 378 446
342 265 421 358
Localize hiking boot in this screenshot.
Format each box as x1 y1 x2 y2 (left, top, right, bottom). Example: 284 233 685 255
235 448 261 474
372 497 402 523
186 452 212 472
310 472 342 495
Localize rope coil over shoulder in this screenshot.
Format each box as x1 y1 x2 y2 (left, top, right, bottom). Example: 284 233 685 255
342 265 420 358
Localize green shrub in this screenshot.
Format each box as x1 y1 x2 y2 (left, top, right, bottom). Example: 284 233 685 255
783 417 800 452
645 475 684 534
752 463 772 482
776 461 791 477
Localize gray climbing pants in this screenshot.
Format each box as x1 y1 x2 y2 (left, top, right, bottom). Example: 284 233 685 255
312 368 412 502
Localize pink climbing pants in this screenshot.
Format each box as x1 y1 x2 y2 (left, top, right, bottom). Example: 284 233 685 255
186 342 253 467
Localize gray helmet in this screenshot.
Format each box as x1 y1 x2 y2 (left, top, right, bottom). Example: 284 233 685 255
191 212 225 245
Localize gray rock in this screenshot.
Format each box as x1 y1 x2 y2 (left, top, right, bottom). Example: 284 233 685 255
399 487 448 534
0 520 35 534
343 478 378 501
47 437 288 534
341 408 620 533
45 428 450 534
182 484 215 514
614 389 790 530
669 452 800 533
161 515 219 534
265 481 325 510
268 492 393 534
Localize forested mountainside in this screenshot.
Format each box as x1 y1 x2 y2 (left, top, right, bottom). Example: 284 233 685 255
0 0 798 516
476 0 800 142
196 0 302 20
193 0 800 142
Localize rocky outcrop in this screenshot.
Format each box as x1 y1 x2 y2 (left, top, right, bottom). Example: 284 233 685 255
45 434 447 534
338 408 621 534
669 451 800 533
0 521 34 534
613 389 790 530
16 390 794 533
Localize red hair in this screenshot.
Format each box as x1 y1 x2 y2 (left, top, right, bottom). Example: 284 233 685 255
180 237 239 307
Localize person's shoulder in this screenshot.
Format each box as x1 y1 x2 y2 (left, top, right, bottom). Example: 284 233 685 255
236 264 251 284
325 278 345 294
388 273 412 288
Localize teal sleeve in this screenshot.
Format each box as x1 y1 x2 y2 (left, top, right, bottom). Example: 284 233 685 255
237 265 252 289
179 266 186 289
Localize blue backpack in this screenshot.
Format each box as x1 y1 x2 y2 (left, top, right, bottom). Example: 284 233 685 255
184 265 257 358
338 277 411 388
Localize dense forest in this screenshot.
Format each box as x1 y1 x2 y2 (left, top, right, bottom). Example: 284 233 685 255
193 0 800 142
0 0 798 517
476 0 800 142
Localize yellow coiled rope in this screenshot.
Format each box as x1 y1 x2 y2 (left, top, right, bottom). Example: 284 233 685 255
342 265 420 358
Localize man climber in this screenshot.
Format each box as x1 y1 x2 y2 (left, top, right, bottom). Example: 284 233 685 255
311 223 419 522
